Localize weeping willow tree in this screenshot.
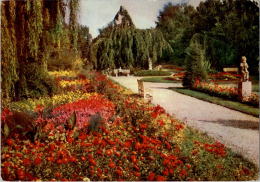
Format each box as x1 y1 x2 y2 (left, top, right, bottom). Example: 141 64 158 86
1 0 81 100
69 0 79 50
91 27 172 70
92 26 172 69
91 6 172 70
1 0 18 99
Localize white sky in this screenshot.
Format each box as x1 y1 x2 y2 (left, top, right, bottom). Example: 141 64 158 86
79 0 203 37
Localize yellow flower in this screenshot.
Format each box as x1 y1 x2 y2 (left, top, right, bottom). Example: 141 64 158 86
9 91 97 113
48 70 77 77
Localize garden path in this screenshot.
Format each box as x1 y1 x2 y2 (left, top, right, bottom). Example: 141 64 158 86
110 76 259 167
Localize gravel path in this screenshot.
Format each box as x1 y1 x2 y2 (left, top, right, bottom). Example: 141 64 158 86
110 76 259 167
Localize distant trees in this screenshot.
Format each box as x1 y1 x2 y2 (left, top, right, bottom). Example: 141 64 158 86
1 0 83 100
156 0 259 74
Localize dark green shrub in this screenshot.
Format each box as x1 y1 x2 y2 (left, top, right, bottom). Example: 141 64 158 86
183 34 208 87
17 63 59 99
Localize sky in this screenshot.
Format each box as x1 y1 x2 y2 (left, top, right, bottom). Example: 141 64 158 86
79 0 203 38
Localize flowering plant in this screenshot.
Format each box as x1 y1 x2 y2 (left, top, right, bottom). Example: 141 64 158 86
1 70 258 181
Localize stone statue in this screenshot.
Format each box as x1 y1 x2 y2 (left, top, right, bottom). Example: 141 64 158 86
148 58 152 70
240 56 249 82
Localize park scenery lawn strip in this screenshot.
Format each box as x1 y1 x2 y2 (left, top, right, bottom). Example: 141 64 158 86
1 70 258 181
171 87 259 117
140 76 179 83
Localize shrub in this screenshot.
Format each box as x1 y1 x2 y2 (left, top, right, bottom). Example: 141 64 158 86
134 70 172 76
17 63 59 99
183 34 208 87
47 49 84 71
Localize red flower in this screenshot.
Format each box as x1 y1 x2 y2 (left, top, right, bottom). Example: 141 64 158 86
115 169 123 176
89 159 96 166
162 168 169 176
1 108 12 122
156 175 166 181
22 158 31 166
17 168 25 180
55 172 62 178
49 143 56 151
35 104 44 113
147 172 155 181
179 169 187 177
133 171 141 177
108 161 116 168
106 149 113 156
3 161 12 167
34 157 42 165
6 139 14 146
81 156 86 161
134 142 142 150
131 155 137 163
66 136 74 143
78 132 88 140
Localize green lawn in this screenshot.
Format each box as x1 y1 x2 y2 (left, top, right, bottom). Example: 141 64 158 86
140 76 180 83
171 88 259 117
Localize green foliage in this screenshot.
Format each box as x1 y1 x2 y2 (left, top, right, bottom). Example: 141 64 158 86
1 1 18 99
78 25 92 61
92 27 172 70
156 3 196 65
134 70 172 76
1 0 82 101
183 34 208 87
157 0 259 74
69 0 79 50
91 7 172 70
18 63 58 99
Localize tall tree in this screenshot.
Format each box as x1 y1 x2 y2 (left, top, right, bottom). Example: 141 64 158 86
156 3 196 65
1 0 81 100
1 0 18 99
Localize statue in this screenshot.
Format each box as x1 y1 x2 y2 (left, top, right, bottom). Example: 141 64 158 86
148 58 152 70
240 56 249 82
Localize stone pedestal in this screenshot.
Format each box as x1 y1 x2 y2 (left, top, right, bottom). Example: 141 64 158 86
137 79 144 97
144 88 153 103
238 81 252 100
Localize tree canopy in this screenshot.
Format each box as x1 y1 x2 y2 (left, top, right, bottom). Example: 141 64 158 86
156 0 259 74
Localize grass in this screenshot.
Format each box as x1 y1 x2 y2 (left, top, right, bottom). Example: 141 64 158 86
252 83 259 92
171 88 259 117
140 76 180 83
134 70 172 76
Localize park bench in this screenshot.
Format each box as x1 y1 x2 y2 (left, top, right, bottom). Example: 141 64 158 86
223 67 239 73
113 68 130 77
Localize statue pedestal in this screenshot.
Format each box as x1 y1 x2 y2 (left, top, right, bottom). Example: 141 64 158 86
137 79 144 97
238 81 252 100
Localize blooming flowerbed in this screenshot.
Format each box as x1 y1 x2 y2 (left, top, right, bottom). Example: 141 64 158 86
209 72 241 81
1 70 258 181
193 79 259 106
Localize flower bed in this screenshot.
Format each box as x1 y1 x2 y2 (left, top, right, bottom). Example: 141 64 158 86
193 79 259 107
1 70 258 181
209 72 241 81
